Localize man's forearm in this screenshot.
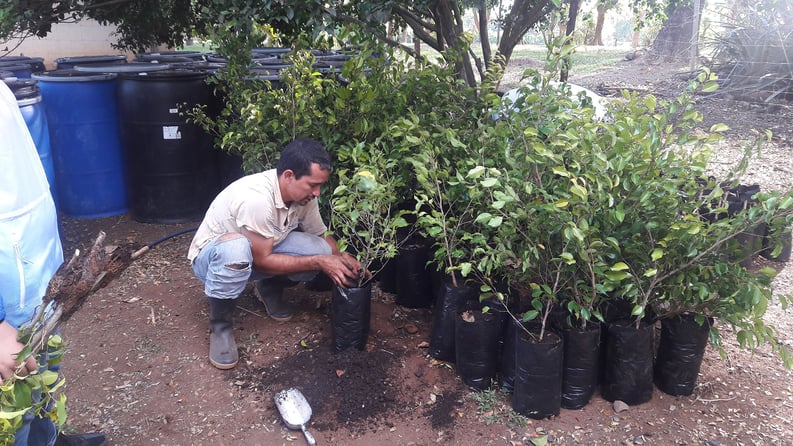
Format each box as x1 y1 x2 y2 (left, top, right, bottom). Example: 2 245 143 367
254 253 326 276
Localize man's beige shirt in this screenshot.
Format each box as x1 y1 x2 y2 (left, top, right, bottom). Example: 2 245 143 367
187 169 327 262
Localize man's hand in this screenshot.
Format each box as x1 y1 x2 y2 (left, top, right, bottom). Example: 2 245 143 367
321 252 368 288
0 320 37 384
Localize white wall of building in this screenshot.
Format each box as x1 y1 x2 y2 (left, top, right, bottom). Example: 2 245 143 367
3 19 132 69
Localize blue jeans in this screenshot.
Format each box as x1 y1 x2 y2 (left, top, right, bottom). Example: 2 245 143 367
191 231 331 299
14 341 61 446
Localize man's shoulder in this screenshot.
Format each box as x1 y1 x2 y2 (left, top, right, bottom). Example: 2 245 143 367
227 169 276 191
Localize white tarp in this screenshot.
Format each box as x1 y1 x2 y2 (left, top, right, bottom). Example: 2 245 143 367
0 80 63 329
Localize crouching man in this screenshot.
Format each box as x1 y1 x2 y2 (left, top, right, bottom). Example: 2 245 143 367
188 138 364 369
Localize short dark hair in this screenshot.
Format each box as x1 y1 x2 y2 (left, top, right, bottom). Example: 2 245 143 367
276 138 333 178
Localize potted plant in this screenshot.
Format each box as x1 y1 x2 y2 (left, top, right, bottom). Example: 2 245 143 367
468 55 625 413
582 70 793 401
402 116 488 361
328 141 410 352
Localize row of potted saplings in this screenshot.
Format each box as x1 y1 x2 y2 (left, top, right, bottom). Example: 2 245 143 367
328 236 716 418
327 186 791 420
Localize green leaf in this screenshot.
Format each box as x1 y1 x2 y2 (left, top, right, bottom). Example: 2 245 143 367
460 262 472 276
709 123 730 133
0 408 29 419
480 177 498 187
531 435 549 446
651 248 664 261
570 184 588 200
611 262 629 271
468 166 486 178
522 310 539 321
614 207 625 223
40 370 59 386
475 213 493 224
605 271 629 281
643 268 657 277
487 216 503 227
701 81 719 93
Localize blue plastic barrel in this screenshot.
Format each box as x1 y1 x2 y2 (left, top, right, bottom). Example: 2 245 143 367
32 70 127 218
3 79 57 205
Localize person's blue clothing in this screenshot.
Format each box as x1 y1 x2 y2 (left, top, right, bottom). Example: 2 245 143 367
0 79 64 446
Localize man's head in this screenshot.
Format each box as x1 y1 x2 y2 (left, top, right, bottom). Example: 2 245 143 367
277 138 332 178
276 138 333 206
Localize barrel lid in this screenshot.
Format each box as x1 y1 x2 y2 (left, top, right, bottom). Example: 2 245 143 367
206 53 278 65
252 63 292 72
54 55 128 64
32 69 117 82
0 62 32 71
3 77 38 93
75 63 173 73
252 47 292 57
135 51 205 62
118 68 209 81
0 56 44 64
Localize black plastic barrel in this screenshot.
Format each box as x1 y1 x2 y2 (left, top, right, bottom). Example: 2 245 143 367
0 62 33 78
251 47 291 59
4 79 57 204
135 51 205 63
55 55 128 69
117 69 220 223
0 56 45 75
32 70 128 218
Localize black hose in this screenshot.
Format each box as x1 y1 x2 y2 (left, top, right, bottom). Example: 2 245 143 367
132 226 198 259
148 226 199 249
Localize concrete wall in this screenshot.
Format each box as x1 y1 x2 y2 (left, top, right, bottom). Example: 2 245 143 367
3 19 133 69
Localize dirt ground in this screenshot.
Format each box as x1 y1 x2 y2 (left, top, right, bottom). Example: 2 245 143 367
55 54 793 446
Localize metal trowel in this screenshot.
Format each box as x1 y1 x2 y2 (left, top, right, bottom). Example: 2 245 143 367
274 388 317 446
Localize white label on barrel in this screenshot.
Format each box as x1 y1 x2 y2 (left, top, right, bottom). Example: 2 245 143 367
163 126 182 140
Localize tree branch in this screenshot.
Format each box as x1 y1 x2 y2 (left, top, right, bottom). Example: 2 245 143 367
322 7 420 57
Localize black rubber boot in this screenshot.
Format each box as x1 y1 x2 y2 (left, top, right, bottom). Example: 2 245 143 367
208 297 239 369
55 432 107 446
254 280 294 321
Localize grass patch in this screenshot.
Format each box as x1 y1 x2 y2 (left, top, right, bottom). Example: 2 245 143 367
508 44 626 75
465 387 528 429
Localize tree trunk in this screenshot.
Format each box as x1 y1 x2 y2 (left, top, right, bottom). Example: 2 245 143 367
593 5 606 46
393 0 554 86
632 8 646 48
652 4 704 59
477 2 492 69
497 0 554 66
560 0 580 82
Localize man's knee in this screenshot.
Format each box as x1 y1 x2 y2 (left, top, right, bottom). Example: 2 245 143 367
211 234 253 267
